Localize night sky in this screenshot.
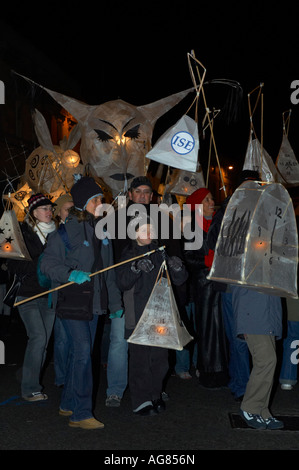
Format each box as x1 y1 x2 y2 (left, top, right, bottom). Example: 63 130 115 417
2 2 299 171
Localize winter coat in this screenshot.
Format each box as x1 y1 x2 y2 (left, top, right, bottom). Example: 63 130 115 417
116 241 188 338
183 213 229 377
231 285 283 339
7 222 49 298
40 212 122 315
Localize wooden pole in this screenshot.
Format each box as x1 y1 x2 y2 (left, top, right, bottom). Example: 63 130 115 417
189 51 227 197
14 245 166 307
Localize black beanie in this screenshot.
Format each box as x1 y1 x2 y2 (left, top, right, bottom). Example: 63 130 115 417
237 170 261 187
129 176 152 191
71 176 103 211
27 193 55 214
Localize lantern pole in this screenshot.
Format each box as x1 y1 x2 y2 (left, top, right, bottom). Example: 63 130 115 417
188 51 227 197
14 245 166 307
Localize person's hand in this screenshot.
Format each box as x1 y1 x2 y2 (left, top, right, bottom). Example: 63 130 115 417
131 258 154 273
109 309 124 319
167 256 183 272
68 270 91 284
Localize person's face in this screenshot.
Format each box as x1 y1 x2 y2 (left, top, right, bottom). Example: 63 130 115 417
136 223 156 246
33 205 53 223
129 185 153 205
58 201 74 222
85 196 103 216
202 192 215 217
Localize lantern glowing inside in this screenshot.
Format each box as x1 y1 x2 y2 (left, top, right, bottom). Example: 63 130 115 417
115 136 127 146
156 325 168 336
2 242 13 252
61 150 80 168
253 240 268 251
208 181 298 298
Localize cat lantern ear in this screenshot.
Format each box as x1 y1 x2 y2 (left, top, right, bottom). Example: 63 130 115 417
32 108 55 152
137 86 194 127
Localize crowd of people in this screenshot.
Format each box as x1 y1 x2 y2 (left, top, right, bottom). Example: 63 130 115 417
0 171 298 431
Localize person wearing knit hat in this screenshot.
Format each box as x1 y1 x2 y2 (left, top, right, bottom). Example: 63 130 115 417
40 174 123 429
7 193 57 403
70 175 103 212
53 194 74 219
186 187 215 216
53 194 74 231
27 193 56 215
183 187 229 389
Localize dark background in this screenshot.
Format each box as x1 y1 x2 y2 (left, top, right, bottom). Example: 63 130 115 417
1 1 299 186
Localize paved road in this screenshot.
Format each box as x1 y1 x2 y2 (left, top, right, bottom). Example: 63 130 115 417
1 313 299 454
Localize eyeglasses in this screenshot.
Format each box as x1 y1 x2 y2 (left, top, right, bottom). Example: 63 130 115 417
36 206 53 212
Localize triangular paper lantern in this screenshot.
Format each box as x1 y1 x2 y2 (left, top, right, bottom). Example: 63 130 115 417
128 263 193 350
168 168 205 196
275 134 299 187
0 210 31 260
243 134 286 184
207 181 298 298
146 115 199 172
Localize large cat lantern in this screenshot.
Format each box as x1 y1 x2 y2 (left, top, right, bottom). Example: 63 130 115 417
38 85 194 196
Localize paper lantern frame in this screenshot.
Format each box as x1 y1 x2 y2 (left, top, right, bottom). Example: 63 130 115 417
128 261 193 350
207 181 298 298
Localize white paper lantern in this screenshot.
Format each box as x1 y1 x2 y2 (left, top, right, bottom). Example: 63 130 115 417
61 150 80 168
128 262 193 350
207 181 298 298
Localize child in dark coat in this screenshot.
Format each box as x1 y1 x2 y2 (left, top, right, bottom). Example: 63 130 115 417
116 215 188 416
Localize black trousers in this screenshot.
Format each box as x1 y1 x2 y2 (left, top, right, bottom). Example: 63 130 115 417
128 343 169 410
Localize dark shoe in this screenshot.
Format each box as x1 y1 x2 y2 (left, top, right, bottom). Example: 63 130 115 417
134 405 158 416
153 398 166 413
239 409 267 430
23 392 48 402
264 416 284 430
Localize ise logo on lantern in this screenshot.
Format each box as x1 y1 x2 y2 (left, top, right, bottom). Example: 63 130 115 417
171 131 195 155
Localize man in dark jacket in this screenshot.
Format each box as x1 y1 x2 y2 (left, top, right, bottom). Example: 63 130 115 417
207 171 284 430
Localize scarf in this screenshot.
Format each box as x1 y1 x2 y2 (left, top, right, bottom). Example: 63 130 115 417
33 220 56 245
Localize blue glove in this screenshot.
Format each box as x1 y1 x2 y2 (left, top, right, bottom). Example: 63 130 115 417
109 309 124 319
68 270 91 284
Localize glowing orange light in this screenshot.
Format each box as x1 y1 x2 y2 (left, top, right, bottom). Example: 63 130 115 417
228 165 234 170
254 240 267 250
156 326 167 335
116 136 127 146
61 150 80 168
2 243 12 252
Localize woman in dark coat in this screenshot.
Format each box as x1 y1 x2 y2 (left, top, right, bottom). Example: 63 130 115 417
7 193 56 401
183 188 229 388
41 176 122 430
